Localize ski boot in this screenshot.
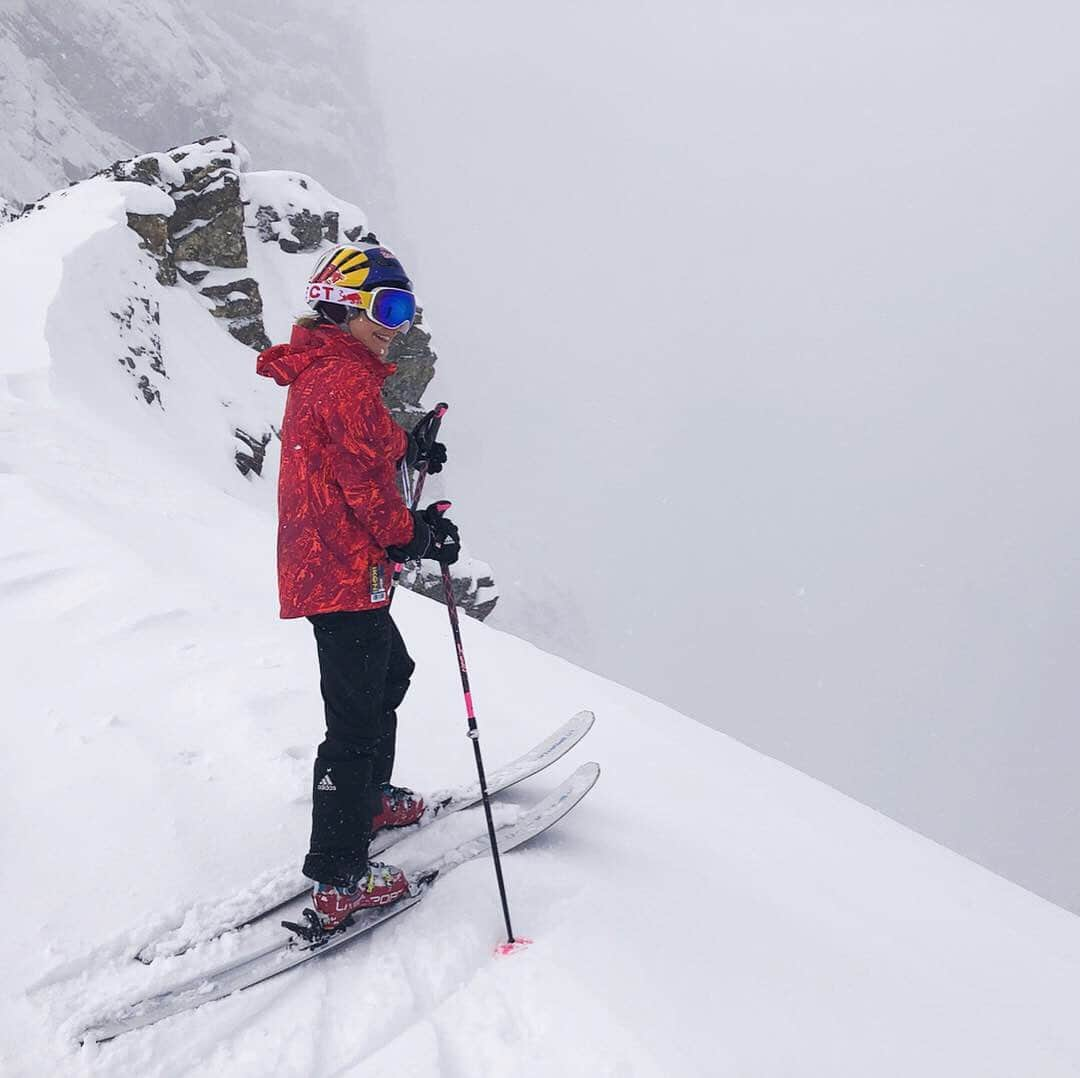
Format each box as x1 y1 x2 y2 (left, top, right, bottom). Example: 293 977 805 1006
311 862 409 931
371 782 425 833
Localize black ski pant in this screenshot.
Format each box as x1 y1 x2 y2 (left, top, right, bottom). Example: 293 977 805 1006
302 608 415 886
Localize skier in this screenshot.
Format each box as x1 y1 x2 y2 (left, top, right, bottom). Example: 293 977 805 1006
256 244 458 929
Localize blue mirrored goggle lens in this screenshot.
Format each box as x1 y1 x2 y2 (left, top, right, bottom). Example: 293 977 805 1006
370 288 416 329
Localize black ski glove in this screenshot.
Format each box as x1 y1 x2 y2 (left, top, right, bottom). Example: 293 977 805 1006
387 501 460 566
405 410 448 474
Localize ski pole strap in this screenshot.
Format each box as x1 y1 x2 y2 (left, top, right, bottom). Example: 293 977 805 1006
389 403 449 601
412 402 448 459
409 403 445 510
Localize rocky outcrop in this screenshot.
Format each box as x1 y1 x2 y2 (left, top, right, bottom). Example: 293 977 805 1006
400 562 499 622
196 277 270 351
385 314 439 429
111 295 166 408
94 138 443 432
234 426 275 478
170 171 246 268
42 134 491 618
125 211 174 284
100 137 260 341
245 169 367 254
257 204 334 253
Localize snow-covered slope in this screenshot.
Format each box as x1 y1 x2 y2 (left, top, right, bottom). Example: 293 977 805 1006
3 162 1080 1077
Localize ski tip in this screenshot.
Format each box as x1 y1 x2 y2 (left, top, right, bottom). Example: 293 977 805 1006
494 936 534 958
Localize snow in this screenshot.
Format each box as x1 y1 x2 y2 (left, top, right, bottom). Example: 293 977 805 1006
242 170 366 241
2 160 1080 1076
0 178 126 381
120 181 175 218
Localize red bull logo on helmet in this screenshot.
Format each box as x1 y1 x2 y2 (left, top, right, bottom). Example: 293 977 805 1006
307 283 363 306
311 259 347 286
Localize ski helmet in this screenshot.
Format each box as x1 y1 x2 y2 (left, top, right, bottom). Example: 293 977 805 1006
304 244 413 323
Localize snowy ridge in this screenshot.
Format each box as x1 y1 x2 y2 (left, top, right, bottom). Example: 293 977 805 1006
2 138 366 489
3 148 1080 1076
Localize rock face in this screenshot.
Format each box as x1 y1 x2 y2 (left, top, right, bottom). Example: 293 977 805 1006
384 315 439 430
171 172 247 269
245 169 364 258
83 137 359 478
234 427 275 478
401 562 499 623
111 295 166 407
87 137 442 444
100 137 263 346
196 277 268 350
126 212 174 284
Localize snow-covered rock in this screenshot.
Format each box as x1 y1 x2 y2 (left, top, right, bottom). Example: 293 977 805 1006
4 136 495 618
17 136 403 459
90 135 356 354
404 558 500 622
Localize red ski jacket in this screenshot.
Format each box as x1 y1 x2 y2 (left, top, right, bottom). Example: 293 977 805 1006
256 323 414 618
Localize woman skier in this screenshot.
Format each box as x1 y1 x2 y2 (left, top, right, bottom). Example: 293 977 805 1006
256 243 458 929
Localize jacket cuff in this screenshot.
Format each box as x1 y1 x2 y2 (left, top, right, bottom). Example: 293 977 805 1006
386 511 430 561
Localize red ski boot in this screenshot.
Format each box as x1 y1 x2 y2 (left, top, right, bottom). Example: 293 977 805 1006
312 862 409 930
371 782 425 833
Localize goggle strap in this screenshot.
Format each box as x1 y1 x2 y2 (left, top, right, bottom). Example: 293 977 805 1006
307 282 366 307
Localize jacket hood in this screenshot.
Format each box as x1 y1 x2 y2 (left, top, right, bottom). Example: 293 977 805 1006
256 323 395 386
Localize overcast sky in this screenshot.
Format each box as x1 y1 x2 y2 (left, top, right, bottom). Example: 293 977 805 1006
360 1 1080 911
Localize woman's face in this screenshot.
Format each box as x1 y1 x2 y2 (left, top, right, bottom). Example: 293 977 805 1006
346 310 405 362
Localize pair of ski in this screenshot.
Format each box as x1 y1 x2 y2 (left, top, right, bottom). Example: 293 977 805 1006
78 710 599 1044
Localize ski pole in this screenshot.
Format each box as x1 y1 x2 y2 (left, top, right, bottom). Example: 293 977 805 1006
405 401 446 511
390 403 448 602
429 499 520 947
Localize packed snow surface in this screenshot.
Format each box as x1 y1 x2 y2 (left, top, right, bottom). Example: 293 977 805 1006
3 166 1080 1077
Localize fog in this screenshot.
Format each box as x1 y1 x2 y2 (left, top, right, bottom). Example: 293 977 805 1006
1 0 396 218
5 0 1078 912
360 3 1080 910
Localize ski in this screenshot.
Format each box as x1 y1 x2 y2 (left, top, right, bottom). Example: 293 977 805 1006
79 761 600 1044
133 710 594 963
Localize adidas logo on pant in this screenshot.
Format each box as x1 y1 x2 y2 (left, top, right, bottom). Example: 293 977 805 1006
317 770 336 792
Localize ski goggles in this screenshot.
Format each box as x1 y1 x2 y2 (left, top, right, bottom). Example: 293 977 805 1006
306 282 416 330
